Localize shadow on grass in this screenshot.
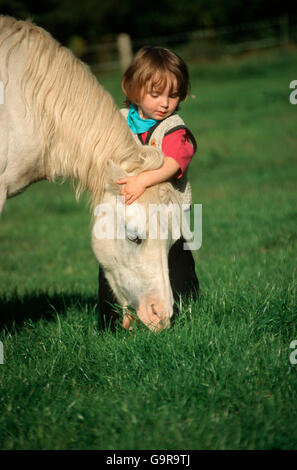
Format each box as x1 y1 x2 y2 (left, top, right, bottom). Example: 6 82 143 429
0 288 203 334
0 290 97 332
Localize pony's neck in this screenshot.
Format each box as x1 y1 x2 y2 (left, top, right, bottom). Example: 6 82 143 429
41 71 138 207
14 23 138 207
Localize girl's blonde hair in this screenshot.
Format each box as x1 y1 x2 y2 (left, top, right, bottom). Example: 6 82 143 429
121 46 190 107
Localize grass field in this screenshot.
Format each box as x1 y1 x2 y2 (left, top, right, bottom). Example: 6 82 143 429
0 47 296 450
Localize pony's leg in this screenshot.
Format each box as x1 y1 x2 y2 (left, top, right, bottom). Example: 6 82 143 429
0 149 44 211
0 113 8 214
0 177 7 215
0 168 29 214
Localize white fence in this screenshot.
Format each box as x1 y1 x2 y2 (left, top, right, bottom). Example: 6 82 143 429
80 15 296 73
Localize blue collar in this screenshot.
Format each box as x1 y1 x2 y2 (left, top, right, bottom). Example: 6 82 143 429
127 104 157 134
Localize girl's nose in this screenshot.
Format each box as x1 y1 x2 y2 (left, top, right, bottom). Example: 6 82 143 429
160 96 169 108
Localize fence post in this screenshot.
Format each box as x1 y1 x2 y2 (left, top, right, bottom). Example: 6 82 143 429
280 14 289 45
117 33 133 70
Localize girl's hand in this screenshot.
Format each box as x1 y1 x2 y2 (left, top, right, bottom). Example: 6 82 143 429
117 157 180 205
117 174 147 205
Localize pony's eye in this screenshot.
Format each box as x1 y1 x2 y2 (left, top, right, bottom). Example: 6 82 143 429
127 234 142 245
126 227 143 245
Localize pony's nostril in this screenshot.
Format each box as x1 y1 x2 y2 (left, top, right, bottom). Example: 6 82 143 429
151 304 160 317
151 305 169 329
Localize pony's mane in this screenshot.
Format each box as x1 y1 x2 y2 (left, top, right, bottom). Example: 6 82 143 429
0 16 167 207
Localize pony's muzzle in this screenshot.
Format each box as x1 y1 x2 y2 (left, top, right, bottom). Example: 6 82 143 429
137 298 172 332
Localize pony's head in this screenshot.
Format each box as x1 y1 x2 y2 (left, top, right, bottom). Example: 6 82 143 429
91 152 182 331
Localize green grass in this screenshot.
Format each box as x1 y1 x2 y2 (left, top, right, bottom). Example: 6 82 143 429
0 48 297 450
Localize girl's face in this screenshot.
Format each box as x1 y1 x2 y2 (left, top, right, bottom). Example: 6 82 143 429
137 75 180 121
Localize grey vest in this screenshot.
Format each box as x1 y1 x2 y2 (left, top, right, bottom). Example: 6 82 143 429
120 108 196 205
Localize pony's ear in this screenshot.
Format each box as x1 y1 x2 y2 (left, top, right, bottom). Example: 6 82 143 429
105 160 128 194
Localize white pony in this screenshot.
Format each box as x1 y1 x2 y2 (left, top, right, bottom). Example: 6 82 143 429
0 16 182 331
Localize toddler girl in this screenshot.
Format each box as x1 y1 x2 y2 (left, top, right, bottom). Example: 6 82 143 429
118 46 196 207
98 46 199 328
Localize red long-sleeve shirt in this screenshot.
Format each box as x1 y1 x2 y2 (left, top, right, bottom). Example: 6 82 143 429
139 128 195 179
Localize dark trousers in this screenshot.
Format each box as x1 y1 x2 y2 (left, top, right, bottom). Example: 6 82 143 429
98 238 199 329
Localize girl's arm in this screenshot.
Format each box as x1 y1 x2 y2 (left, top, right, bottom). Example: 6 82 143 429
117 156 180 205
